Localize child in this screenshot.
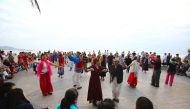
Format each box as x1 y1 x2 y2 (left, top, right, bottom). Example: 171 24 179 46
136 96 153 109
58 53 64 78
165 58 177 86
56 88 79 109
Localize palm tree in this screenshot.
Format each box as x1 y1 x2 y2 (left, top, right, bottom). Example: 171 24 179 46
30 0 41 13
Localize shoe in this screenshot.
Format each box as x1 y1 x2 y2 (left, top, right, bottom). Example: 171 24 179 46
48 92 53 95
151 84 155 86
155 85 159 88
73 85 77 87
92 101 97 106
113 98 119 103
43 94 47 96
77 86 82 90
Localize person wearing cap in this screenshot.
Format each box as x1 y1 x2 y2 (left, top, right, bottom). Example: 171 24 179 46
127 56 139 88
68 52 83 90
165 58 177 86
110 57 123 103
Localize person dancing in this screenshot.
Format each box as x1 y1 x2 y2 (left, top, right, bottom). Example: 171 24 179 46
36 53 59 96
127 57 139 88
86 58 107 106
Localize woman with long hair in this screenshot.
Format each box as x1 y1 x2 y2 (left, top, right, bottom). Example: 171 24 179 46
56 88 79 109
86 58 107 106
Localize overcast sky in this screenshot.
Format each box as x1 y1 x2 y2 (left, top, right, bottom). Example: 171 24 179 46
0 0 190 54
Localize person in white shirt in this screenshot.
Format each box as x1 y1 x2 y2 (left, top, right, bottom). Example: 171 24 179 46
127 56 139 88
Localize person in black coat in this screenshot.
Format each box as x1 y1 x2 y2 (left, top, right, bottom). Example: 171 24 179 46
125 54 132 73
110 58 123 103
165 58 177 86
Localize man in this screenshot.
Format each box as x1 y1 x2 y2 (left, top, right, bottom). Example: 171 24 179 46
110 58 123 103
107 53 114 71
68 52 83 90
125 54 132 73
107 53 114 83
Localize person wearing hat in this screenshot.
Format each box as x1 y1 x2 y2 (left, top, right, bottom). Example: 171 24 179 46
110 57 123 103
165 58 177 86
68 52 83 90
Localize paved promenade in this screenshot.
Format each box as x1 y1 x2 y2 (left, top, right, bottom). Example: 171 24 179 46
8 65 190 109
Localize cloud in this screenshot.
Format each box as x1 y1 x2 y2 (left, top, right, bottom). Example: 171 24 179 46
0 0 190 55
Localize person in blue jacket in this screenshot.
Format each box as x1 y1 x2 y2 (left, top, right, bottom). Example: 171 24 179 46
68 52 83 89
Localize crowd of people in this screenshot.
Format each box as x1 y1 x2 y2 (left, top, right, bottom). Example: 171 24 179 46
0 49 190 109
0 50 37 80
0 80 154 109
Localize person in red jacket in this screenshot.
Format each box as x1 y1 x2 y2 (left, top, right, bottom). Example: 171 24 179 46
58 53 64 78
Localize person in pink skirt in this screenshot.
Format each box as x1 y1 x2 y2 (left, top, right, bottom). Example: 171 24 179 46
165 58 177 86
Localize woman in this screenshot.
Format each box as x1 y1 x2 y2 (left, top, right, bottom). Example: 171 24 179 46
100 55 107 81
127 57 139 88
56 88 79 109
6 88 34 109
151 55 161 87
165 58 177 86
141 53 149 73
86 58 107 106
58 53 65 78
37 53 59 96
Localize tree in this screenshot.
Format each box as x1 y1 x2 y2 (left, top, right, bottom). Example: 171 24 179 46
188 49 190 54
30 0 41 13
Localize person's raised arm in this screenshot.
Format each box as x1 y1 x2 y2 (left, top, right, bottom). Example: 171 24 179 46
48 61 59 67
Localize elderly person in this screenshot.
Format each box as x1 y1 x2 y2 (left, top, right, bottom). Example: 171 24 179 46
110 58 123 103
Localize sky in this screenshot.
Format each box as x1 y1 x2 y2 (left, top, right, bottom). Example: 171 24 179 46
0 0 190 55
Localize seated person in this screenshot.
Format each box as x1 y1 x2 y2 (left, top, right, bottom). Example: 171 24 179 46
6 88 34 109
177 60 189 76
0 66 12 80
186 67 190 77
56 88 79 109
136 96 153 109
0 82 16 109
